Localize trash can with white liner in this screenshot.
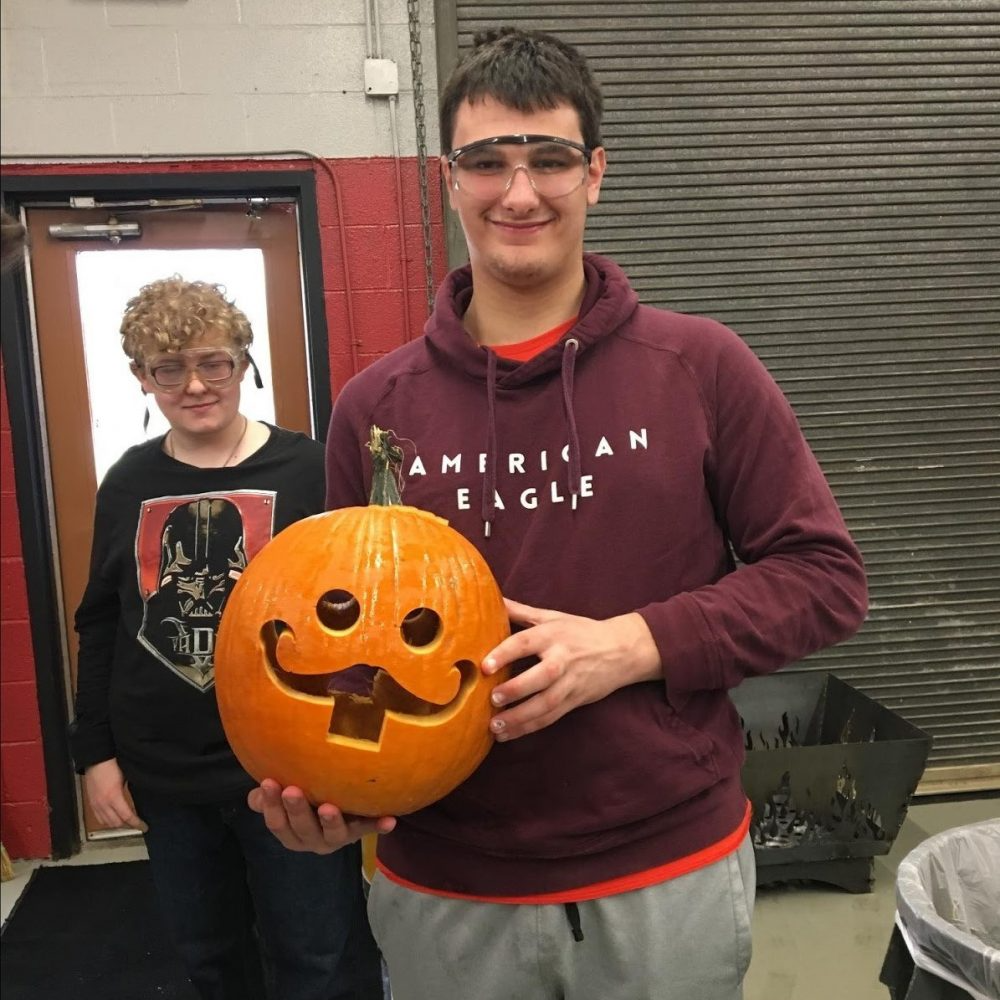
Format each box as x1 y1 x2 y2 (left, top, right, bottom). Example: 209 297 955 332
880 819 1000 1000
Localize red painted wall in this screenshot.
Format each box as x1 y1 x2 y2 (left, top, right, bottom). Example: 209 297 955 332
1 354 52 859
0 156 449 859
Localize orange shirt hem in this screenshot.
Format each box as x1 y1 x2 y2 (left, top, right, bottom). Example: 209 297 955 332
375 799 752 905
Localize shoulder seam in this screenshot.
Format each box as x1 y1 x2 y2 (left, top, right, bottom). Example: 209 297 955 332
613 311 719 442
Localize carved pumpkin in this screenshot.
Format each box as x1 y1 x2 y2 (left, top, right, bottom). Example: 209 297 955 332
215 427 509 816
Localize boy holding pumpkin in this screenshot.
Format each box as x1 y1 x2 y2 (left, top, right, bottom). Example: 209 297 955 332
252 28 868 1000
69 277 383 1000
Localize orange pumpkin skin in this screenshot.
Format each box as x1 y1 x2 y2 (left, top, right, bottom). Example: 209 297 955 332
215 503 509 817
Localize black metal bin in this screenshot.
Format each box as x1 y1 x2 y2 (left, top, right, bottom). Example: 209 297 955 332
730 672 932 893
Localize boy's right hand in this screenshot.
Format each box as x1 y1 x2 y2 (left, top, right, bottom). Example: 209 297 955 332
83 758 147 832
247 778 396 854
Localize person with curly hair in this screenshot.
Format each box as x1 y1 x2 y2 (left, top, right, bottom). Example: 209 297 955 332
70 277 383 1000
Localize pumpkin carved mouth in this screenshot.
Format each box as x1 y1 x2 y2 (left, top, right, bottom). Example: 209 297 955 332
261 620 477 743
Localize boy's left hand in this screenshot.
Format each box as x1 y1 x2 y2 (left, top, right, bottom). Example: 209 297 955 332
482 598 661 741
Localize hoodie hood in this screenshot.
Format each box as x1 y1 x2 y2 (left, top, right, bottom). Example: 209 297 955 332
423 253 641 535
424 252 641 387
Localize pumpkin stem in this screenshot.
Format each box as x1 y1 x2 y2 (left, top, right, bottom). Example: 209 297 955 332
367 426 405 506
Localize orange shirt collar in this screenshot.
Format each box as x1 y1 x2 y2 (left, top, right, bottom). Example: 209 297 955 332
490 317 578 362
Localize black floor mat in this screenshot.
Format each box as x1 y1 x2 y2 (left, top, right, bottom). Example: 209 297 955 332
0 860 197 1000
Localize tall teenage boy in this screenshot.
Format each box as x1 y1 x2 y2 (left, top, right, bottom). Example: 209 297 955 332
253 28 868 1000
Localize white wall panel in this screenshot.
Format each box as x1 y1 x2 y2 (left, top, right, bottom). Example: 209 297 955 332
0 96 115 154
177 26 365 96
245 92 418 158
0 30 45 97
44 27 180 96
1 0 109 30
112 94 248 152
0 0 440 159
240 0 370 27
105 0 242 28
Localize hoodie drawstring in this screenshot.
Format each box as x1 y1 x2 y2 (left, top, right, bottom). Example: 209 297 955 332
481 337 582 538
482 348 499 537
561 338 582 500
564 901 585 942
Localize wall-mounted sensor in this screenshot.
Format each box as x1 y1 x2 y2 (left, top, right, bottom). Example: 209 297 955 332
364 58 399 96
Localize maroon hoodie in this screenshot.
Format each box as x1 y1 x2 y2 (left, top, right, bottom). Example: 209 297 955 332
325 253 867 897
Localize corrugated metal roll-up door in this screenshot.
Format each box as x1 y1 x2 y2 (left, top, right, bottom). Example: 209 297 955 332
445 1 1000 789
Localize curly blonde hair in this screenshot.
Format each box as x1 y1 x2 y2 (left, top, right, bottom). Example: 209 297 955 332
120 276 253 365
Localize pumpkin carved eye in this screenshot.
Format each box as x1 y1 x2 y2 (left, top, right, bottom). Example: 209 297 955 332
317 590 360 631
401 607 441 647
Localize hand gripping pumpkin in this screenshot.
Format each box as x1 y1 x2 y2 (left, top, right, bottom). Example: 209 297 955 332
215 427 509 816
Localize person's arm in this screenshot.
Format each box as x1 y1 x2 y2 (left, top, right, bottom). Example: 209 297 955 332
638 325 867 702
69 486 123 773
248 781 396 853
485 325 867 739
482 600 661 741
83 758 146 831
70 480 147 831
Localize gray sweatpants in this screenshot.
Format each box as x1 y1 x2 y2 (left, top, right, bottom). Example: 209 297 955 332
367 833 756 1000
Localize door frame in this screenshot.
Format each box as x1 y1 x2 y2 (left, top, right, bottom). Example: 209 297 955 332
0 168 331 857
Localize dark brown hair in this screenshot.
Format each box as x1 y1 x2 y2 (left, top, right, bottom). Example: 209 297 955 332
440 27 603 153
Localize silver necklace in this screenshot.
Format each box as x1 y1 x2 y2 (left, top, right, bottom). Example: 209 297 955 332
167 415 249 468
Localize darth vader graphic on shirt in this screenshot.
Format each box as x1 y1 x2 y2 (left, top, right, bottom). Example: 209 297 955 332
135 491 275 690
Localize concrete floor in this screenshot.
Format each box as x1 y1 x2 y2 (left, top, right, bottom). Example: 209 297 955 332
744 793 998 1000
2 794 996 999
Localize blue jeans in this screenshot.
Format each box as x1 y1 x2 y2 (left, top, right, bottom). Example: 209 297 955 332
132 789 383 1000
